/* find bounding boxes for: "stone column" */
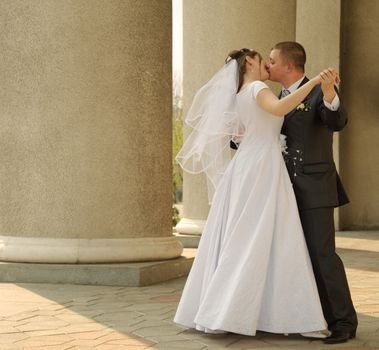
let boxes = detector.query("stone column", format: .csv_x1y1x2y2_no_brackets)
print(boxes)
0,0,182,263
295,0,342,229
339,1,379,229
176,0,296,237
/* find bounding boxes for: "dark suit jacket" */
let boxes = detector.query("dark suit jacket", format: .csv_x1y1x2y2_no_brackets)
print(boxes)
280,77,349,210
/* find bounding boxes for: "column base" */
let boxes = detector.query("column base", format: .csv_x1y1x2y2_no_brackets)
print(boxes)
174,232,201,248
175,218,205,235
0,235,183,263
0,249,196,286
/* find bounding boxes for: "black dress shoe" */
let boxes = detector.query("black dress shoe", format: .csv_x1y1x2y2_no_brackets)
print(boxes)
323,330,356,344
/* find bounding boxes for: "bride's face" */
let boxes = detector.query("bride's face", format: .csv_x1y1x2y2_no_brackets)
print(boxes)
259,58,270,81
252,55,269,81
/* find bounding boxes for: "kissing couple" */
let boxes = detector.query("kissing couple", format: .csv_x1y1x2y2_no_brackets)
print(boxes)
174,41,358,345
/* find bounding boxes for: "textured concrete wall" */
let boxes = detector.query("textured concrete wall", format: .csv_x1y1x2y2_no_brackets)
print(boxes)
340,0,379,229
182,0,296,220
296,0,342,228
0,0,173,239
296,0,341,77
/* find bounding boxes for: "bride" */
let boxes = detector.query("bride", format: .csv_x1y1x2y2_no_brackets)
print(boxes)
174,48,338,336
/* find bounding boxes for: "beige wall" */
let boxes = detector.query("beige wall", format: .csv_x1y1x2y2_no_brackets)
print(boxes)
182,0,379,230
296,0,341,77
340,0,379,229
296,0,342,229
182,0,296,220
183,0,296,102
0,0,173,239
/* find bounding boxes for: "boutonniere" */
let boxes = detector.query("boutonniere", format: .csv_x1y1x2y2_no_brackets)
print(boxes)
296,101,311,112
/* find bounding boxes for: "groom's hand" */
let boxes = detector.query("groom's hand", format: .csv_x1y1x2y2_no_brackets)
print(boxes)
320,68,338,104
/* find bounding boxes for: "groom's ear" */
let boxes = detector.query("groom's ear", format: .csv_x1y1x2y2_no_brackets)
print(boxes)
286,62,294,72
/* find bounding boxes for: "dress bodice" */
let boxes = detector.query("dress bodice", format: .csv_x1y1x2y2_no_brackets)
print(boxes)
236,81,283,149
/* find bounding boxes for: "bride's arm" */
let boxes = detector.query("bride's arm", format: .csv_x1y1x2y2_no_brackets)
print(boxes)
256,77,321,117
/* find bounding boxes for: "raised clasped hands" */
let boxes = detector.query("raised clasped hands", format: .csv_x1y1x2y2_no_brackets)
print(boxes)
320,67,340,86
314,68,340,85
314,67,340,103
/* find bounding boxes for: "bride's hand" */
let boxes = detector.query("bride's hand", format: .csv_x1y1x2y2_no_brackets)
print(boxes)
312,68,340,88
320,68,340,103
312,74,323,85
320,68,340,85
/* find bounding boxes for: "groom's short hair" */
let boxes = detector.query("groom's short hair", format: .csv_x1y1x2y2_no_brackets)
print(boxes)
273,41,306,72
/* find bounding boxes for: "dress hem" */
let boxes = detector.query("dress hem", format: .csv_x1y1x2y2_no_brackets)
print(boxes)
174,319,327,337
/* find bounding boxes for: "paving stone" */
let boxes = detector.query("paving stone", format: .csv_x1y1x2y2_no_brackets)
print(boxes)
42,305,72,312
23,315,65,323
63,322,108,333
161,312,178,321
28,345,74,350
142,313,178,321
125,303,174,312
148,334,195,343
228,338,286,349
0,326,19,333
95,332,127,343
69,330,112,340
23,329,70,337
152,340,207,349
96,346,148,350
0,231,377,349
93,321,145,332
13,334,73,346
130,320,174,329
6,312,40,322
55,313,97,324
0,333,29,344
133,325,186,337
192,335,240,348
105,339,156,346
99,324,145,334
142,307,176,316
17,320,68,332
63,308,104,317
93,310,144,321
102,336,153,346
0,320,19,326
69,338,107,347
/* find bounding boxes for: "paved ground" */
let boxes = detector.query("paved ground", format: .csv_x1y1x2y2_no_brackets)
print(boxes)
0,231,378,350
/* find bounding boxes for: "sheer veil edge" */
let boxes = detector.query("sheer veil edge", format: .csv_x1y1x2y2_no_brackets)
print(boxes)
176,60,244,204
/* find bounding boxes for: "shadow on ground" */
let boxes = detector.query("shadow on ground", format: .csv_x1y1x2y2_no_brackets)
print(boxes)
0,231,377,349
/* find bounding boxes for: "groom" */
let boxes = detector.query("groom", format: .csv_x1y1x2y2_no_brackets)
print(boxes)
268,41,357,344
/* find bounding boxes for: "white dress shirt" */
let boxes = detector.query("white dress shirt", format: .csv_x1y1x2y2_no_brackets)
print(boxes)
283,76,340,111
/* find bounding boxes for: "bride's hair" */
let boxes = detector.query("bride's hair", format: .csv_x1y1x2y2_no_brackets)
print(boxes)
226,48,262,91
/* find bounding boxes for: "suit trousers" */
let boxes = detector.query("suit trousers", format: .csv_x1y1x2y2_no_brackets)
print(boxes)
299,207,358,332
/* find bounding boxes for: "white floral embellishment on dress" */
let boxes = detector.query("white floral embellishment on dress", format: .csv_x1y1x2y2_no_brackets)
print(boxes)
279,134,288,154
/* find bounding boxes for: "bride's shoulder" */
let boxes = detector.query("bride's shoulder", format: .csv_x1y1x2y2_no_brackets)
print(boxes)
251,80,269,88
251,81,270,99
238,80,268,95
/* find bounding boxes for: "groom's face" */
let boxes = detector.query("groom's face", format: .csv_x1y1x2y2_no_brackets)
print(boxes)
268,49,286,83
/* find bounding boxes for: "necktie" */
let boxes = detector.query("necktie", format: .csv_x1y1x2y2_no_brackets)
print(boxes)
281,89,290,98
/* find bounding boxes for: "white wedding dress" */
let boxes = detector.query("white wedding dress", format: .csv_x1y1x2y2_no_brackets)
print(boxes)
174,81,326,336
